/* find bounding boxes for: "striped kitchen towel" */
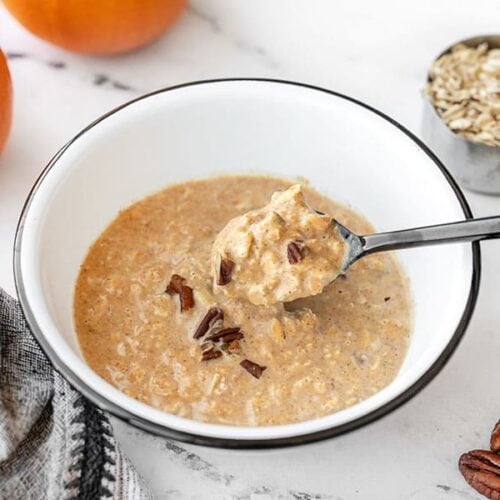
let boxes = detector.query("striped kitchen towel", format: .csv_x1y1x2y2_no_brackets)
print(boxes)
0,288,152,500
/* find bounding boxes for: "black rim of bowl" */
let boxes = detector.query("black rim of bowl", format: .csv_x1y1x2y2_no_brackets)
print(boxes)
13,78,481,449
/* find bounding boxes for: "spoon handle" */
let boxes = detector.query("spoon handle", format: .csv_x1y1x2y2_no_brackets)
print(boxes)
362,216,500,254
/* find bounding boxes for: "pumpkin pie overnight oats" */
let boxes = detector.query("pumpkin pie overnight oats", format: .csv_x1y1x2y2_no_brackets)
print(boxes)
74,176,412,426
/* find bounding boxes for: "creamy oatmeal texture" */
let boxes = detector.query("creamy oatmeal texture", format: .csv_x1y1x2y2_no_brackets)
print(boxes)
74,176,412,426
212,184,347,306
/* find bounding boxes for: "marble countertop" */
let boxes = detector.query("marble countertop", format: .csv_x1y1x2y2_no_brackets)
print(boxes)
1,1,499,498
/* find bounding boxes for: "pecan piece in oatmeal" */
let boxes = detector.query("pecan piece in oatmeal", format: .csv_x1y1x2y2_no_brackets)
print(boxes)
179,285,194,311
217,258,235,286
206,326,241,342
287,240,304,264
166,274,186,295
240,359,267,379
193,307,224,339
201,348,223,361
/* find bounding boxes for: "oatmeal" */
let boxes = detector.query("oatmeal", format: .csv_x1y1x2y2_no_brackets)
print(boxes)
74,176,412,426
212,184,347,306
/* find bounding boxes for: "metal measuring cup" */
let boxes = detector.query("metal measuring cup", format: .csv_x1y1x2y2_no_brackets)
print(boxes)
422,35,500,195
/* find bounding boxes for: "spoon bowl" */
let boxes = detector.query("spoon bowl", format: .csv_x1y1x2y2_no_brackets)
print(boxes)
334,219,365,274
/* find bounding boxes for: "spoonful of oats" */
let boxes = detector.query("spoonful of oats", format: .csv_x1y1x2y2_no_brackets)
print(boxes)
212,184,500,306
211,184,347,306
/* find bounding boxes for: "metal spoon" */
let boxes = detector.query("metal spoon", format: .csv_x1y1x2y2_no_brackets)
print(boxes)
336,215,500,274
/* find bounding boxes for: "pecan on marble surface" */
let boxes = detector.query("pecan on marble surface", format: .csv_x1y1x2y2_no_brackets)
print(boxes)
459,449,500,499
491,420,500,453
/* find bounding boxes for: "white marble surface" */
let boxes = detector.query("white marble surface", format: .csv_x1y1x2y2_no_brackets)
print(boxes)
1,1,499,498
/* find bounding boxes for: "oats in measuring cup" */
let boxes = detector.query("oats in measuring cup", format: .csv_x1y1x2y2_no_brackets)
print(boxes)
425,43,500,146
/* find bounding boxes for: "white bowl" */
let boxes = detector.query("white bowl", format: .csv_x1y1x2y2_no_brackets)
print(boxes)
14,79,480,448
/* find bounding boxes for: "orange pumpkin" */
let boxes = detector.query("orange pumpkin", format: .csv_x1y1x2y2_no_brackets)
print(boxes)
2,0,186,55
0,49,12,154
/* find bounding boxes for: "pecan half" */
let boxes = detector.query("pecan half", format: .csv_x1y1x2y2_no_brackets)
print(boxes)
217,258,235,286
491,420,500,453
459,449,500,499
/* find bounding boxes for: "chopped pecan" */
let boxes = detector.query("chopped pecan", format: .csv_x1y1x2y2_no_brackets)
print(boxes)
200,341,214,352
217,258,235,286
459,449,500,499
240,359,267,379
287,241,304,264
206,326,241,342
228,339,240,352
221,331,244,344
179,285,194,311
166,274,186,295
201,348,222,361
193,307,224,339
491,420,500,453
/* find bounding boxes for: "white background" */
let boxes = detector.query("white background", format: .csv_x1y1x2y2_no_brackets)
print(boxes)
1,1,499,498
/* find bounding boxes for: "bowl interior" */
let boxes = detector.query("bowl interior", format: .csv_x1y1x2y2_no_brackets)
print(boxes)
17,80,475,443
